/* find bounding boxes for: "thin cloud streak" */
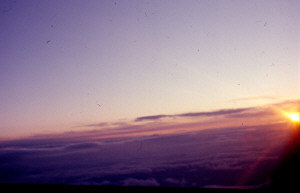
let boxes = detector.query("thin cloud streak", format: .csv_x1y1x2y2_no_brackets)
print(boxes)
84,122,109,127
135,107,251,122
178,108,250,117
135,114,170,122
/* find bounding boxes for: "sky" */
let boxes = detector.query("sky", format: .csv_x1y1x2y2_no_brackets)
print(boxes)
0,0,299,138
0,1,300,188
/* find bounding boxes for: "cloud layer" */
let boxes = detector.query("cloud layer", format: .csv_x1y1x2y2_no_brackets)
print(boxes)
0,100,298,187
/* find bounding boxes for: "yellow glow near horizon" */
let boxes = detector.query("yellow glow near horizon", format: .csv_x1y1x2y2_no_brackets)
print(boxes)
279,109,300,123
288,113,300,122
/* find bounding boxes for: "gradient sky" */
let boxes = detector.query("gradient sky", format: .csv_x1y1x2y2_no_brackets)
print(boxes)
0,0,299,138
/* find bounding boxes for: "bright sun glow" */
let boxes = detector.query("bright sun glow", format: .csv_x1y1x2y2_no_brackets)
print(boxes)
288,113,300,122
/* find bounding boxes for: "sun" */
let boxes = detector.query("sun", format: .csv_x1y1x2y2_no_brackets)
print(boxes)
288,113,300,122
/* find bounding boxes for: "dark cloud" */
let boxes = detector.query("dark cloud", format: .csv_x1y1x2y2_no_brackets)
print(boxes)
122,178,160,186
135,114,169,122
84,122,109,127
165,178,188,186
0,137,68,151
203,179,272,189
64,142,101,151
178,108,249,117
135,107,250,122
0,123,289,186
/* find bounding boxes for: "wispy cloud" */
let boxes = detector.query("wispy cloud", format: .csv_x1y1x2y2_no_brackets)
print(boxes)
177,108,249,118
84,122,109,127
135,107,250,122
135,114,170,122
122,178,160,186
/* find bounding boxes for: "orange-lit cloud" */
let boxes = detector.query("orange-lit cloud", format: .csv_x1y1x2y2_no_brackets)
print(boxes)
19,99,296,144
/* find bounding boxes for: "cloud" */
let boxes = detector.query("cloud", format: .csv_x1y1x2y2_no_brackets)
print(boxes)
177,108,249,118
84,122,109,127
0,122,289,186
165,178,188,186
225,109,271,119
135,115,169,122
64,142,101,151
203,180,271,189
135,107,251,122
122,178,160,186
0,99,297,186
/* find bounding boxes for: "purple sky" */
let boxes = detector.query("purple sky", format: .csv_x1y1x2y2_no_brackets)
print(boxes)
0,0,299,138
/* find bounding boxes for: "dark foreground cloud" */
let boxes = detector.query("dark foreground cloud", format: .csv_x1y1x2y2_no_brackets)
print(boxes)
135,107,251,122
135,114,170,122
0,122,292,187
122,178,160,186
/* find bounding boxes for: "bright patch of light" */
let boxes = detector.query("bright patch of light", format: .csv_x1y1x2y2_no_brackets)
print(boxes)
288,113,300,122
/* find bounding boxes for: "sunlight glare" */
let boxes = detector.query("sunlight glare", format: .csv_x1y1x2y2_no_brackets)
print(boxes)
288,113,300,122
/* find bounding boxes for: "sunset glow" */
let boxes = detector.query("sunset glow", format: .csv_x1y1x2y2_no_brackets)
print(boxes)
281,110,300,123
288,113,300,122
0,0,299,189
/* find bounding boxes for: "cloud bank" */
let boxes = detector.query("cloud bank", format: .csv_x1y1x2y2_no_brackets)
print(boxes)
0,100,298,187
